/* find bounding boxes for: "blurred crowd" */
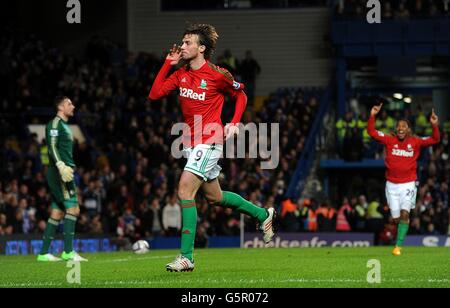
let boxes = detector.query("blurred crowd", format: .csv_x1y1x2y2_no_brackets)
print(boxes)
0,30,318,245
161,0,329,11
334,0,450,19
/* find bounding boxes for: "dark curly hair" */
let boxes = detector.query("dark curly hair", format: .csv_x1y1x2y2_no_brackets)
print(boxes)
183,23,219,60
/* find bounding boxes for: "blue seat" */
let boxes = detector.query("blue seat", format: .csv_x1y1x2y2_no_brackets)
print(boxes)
436,20,450,41
347,22,372,43
375,21,404,43
406,20,436,42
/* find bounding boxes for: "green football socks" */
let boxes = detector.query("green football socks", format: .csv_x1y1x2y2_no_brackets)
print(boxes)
40,218,60,255
220,191,268,223
63,213,78,253
396,221,409,247
180,200,197,262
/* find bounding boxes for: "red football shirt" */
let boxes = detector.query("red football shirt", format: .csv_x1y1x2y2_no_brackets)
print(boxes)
149,59,247,147
367,116,440,183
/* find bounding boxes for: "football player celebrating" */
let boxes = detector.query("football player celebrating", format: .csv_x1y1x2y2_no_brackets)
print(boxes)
367,103,440,256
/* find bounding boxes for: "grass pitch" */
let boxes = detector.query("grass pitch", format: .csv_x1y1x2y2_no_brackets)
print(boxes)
0,247,449,288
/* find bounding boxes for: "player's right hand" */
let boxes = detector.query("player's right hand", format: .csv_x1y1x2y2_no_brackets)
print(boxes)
166,44,182,66
370,103,383,117
56,161,74,182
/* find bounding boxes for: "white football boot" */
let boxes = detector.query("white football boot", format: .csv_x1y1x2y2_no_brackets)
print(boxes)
166,255,195,272
261,207,277,245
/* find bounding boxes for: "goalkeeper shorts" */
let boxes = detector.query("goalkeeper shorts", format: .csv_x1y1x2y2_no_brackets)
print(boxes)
47,165,78,208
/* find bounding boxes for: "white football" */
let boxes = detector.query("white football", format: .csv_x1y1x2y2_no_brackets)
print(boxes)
132,240,150,254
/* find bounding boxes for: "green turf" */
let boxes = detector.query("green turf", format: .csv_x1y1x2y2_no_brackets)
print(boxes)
0,247,449,288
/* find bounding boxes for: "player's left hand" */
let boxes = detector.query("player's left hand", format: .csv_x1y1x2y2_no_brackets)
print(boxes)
224,124,239,140
430,108,439,126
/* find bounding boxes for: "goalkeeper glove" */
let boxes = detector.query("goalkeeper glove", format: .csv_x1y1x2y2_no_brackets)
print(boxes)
56,161,74,182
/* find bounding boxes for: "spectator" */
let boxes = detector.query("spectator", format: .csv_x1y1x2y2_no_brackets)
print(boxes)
395,2,410,19
336,111,356,157
149,198,163,236
379,218,397,245
316,201,337,232
366,199,385,244
239,50,261,106
409,217,423,235
195,225,209,248
300,198,318,232
336,197,354,232
382,1,394,19
162,194,181,236
220,49,238,76
425,223,439,235
82,181,101,218
354,195,368,231
343,126,364,161
280,198,300,232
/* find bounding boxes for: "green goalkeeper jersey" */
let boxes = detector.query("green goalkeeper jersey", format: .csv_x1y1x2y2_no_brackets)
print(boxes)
45,116,75,167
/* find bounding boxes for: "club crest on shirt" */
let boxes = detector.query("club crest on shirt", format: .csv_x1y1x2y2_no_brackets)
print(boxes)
198,79,208,90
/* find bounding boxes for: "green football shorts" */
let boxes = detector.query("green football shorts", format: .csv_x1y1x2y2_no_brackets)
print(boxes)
47,165,78,210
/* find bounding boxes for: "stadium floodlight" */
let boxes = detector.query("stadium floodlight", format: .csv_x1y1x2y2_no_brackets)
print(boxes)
404,97,412,104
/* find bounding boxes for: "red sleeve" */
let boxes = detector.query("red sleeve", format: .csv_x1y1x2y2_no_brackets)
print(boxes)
367,116,389,145
218,69,247,125
418,124,440,147
148,60,180,100
229,90,247,125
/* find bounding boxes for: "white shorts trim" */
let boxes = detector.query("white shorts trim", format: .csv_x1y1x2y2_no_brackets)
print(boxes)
385,181,417,219
183,144,223,181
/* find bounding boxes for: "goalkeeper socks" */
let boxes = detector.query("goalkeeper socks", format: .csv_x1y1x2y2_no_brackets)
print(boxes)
396,221,409,247
40,218,60,255
221,191,268,223
63,213,78,253
180,200,197,262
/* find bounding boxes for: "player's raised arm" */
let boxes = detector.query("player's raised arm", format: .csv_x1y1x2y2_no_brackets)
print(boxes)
148,44,182,100
367,103,388,143
419,108,441,147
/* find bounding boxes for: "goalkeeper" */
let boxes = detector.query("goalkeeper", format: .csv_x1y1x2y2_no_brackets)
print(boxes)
37,96,87,262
